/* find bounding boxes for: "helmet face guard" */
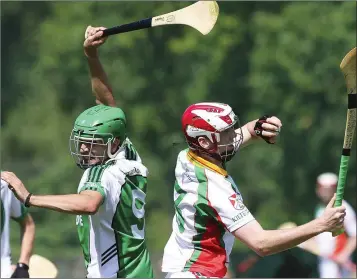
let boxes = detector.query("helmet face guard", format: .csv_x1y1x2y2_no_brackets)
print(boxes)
186,114,244,163
217,117,243,162
69,129,114,169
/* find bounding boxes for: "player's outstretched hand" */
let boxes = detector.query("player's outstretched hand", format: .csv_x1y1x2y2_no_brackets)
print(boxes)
84,25,108,58
318,194,346,233
254,115,282,144
1,171,30,203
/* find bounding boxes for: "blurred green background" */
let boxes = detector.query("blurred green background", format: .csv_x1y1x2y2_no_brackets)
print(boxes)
1,1,356,277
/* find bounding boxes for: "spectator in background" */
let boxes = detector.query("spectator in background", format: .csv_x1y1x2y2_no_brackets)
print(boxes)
314,172,356,278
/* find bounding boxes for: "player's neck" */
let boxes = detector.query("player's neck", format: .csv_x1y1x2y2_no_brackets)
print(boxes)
195,151,224,169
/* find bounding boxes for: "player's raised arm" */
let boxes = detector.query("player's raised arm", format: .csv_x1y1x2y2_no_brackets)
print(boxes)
83,26,116,107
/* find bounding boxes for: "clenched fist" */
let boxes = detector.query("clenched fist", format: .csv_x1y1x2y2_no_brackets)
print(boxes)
254,115,282,144
319,194,346,233
83,25,108,58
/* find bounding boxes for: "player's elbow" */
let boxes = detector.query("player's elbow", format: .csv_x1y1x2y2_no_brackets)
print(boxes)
238,237,270,257
233,221,272,257
254,246,271,257
79,191,103,215
85,203,99,215
252,237,274,257
81,199,100,215
86,208,98,215
252,244,269,257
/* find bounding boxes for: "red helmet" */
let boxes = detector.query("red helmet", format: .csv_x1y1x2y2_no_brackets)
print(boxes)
181,102,243,161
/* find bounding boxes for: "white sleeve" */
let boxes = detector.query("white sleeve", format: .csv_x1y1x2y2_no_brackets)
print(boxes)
10,194,28,220
206,171,255,232
1,179,8,188
343,201,356,237
1,179,28,220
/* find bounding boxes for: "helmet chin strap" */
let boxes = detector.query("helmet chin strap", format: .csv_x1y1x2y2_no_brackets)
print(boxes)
194,146,236,165
107,139,121,159
193,140,236,165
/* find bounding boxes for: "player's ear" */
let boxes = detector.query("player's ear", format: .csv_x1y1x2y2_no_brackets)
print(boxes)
198,136,212,150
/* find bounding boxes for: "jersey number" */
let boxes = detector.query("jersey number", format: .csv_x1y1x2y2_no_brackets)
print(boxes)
130,189,146,239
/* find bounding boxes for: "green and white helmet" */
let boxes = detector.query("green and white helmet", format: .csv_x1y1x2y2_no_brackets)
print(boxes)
69,105,127,169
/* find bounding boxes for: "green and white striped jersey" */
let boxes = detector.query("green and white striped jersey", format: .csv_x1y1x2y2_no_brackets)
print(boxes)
162,149,255,278
76,139,153,278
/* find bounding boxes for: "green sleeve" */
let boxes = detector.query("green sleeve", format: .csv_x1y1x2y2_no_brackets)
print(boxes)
79,182,106,203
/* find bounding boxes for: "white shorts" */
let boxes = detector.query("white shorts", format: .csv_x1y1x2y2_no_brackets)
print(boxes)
165,271,219,278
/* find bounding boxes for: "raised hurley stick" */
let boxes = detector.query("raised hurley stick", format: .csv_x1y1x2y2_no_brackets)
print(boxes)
333,47,356,237
101,1,219,37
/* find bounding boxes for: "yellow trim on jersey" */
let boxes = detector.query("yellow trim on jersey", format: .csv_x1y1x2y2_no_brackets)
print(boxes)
187,150,228,177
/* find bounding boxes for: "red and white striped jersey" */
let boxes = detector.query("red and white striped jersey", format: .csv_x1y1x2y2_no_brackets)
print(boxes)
162,149,255,277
